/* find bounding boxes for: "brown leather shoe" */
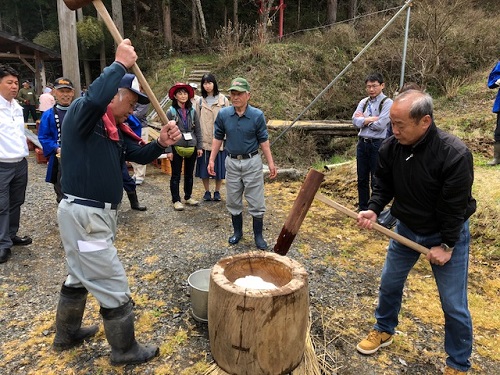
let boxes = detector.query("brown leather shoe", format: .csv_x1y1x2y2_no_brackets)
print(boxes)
11,235,32,246
0,248,12,263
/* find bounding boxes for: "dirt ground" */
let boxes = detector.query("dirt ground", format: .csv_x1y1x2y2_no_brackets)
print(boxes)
0,153,498,375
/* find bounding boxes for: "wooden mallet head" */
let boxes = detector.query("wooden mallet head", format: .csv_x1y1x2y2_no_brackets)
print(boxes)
63,0,94,11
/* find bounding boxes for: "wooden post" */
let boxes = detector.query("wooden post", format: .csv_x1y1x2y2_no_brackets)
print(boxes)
57,0,81,97
274,169,324,256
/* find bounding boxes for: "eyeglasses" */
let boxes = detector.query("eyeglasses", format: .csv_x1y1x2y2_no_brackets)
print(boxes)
366,84,381,89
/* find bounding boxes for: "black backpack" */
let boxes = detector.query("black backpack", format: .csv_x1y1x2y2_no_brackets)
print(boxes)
362,96,389,114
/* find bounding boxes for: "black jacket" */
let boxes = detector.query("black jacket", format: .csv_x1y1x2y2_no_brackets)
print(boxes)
368,122,476,247
61,62,166,204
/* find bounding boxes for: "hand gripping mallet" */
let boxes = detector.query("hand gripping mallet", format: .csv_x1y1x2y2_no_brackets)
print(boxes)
63,0,169,125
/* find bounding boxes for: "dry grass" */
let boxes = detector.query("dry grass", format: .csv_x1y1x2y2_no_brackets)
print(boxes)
308,162,499,372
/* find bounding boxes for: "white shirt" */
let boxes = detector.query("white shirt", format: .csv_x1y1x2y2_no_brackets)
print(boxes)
0,94,29,162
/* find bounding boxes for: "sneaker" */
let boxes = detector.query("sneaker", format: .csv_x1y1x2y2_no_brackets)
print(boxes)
444,366,467,375
173,201,184,211
135,178,144,185
213,191,221,201
356,330,393,355
203,191,212,201
185,198,199,206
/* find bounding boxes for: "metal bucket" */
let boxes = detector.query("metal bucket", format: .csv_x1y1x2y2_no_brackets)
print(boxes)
188,268,211,322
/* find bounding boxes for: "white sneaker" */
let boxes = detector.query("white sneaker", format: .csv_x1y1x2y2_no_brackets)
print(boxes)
135,178,144,185
185,198,199,206
173,201,184,211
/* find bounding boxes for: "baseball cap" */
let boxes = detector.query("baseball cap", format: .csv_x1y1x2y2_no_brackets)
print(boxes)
119,73,150,104
228,77,250,92
54,77,74,90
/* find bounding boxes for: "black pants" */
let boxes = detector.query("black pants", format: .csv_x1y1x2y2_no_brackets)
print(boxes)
22,105,38,122
494,113,500,142
170,148,197,203
122,162,136,193
0,158,28,250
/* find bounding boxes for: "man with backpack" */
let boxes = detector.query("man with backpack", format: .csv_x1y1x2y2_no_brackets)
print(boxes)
352,72,393,211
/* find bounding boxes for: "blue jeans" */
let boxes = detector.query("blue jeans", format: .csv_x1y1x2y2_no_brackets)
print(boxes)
356,138,382,210
374,220,472,371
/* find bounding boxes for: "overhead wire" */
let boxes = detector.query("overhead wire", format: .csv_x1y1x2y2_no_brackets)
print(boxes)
270,1,413,147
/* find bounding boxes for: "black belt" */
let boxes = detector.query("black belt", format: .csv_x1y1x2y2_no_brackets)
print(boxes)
359,137,382,143
63,196,118,210
228,150,258,160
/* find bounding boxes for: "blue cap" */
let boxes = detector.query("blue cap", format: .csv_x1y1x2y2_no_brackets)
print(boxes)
119,74,150,104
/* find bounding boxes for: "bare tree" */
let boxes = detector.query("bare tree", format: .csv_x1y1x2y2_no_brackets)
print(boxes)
194,0,207,42
348,0,358,21
326,0,338,25
111,0,124,37
257,0,273,43
233,0,238,28
162,0,173,49
296,0,301,29
191,0,197,40
413,0,470,85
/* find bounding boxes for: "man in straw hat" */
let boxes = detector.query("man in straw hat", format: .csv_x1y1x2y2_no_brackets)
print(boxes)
52,39,181,366
208,77,277,250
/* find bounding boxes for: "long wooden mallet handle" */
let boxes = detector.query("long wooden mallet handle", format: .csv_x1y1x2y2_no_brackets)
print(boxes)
92,1,168,125
315,193,429,255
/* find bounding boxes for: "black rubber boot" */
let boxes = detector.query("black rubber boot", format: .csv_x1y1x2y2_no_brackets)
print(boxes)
52,284,99,352
252,216,268,250
487,142,500,166
101,300,159,366
127,191,147,211
228,213,243,245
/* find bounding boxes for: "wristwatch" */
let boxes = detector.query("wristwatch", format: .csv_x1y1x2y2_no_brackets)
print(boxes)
440,243,454,253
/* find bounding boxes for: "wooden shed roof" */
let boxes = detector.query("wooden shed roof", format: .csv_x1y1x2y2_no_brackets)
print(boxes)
0,30,61,61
